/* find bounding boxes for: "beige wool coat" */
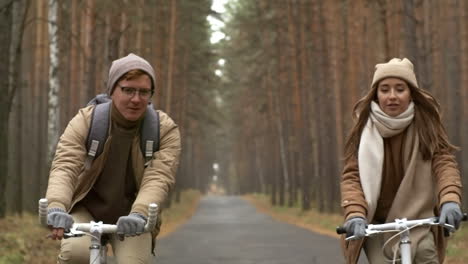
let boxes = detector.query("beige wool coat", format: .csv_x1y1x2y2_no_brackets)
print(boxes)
340,146,462,264
45,105,181,238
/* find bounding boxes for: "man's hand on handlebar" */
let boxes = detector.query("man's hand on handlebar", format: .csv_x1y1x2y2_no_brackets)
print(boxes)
116,212,147,241
47,208,74,240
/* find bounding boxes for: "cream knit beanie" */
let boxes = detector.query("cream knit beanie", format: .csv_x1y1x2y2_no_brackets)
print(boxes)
107,53,156,95
371,58,419,89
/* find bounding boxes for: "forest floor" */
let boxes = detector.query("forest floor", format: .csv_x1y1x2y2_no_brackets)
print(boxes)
0,190,201,264
245,193,468,264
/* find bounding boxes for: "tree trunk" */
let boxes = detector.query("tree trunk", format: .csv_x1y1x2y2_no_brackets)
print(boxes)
165,0,177,114
460,0,468,207
1,0,29,217
0,0,13,219
84,0,96,99
47,0,60,164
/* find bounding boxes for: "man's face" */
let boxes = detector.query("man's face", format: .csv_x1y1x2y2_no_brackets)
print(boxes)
111,74,152,121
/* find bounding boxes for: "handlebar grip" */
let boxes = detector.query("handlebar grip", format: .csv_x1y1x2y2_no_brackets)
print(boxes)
144,203,158,232
38,198,48,226
442,213,467,237
336,226,346,235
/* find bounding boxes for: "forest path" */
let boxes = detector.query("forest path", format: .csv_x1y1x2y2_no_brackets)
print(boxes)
155,195,365,264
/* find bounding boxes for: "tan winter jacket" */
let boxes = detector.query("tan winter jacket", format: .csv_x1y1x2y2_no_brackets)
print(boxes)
45,105,181,232
340,145,462,264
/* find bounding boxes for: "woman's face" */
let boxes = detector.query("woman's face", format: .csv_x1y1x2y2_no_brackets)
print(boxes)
376,78,412,117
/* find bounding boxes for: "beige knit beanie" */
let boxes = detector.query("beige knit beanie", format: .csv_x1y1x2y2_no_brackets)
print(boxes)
107,53,156,95
371,58,419,89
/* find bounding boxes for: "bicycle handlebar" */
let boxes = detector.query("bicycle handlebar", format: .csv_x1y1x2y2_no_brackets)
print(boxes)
336,213,468,236
38,198,159,233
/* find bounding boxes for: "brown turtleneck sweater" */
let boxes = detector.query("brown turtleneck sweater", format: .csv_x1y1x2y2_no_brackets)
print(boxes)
373,131,407,223
79,103,142,224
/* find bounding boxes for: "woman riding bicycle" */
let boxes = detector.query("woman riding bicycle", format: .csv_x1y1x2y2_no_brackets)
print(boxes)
340,58,463,264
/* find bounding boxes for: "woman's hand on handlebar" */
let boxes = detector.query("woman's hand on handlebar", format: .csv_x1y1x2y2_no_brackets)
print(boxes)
343,216,367,240
439,202,463,231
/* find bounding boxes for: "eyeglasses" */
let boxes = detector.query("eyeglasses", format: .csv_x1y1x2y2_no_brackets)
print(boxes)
118,85,153,99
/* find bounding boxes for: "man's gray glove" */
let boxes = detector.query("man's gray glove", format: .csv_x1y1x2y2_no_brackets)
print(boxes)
116,213,147,240
439,202,463,230
47,208,74,231
343,217,367,240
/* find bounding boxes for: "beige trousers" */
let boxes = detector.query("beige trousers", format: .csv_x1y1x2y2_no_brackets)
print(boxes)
57,205,152,264
364,231,438,264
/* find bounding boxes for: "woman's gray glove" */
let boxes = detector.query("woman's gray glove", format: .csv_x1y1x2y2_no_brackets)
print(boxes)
439,202,463,230
116,213,147,240
343,217,367,240
47,208,74,231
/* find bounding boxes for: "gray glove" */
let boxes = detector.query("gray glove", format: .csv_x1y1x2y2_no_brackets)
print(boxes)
116,212,147,239
47,208,74,231
343,217,367,240
439,202,463,230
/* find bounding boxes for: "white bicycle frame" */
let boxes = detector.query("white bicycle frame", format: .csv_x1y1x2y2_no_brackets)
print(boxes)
39,198,158,264
337,215,467,264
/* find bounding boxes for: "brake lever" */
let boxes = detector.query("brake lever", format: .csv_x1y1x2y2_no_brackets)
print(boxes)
63,228,86,239
440,223,456,237
344,229,381,241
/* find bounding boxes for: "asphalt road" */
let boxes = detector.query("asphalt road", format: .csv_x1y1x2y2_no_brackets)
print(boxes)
155,195,367,264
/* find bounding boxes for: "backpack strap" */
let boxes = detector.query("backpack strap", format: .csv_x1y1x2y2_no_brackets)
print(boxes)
84,101,111,170
87,93,110,106
141,105,160,165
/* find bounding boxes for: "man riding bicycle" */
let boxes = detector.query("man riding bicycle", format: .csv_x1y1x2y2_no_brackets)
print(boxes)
45,53,181,263
339,58,463,263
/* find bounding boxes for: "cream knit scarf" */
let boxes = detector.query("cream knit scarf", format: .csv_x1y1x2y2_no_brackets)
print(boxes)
359,101,435,258
359,101,415,220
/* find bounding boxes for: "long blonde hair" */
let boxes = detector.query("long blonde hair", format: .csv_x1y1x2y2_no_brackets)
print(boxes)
344,82,457,161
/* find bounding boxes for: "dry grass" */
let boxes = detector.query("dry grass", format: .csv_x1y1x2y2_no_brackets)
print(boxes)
158,189,201,238
445,226,468,264
245,193,468,264
0,213,59,264
0,190,201,264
